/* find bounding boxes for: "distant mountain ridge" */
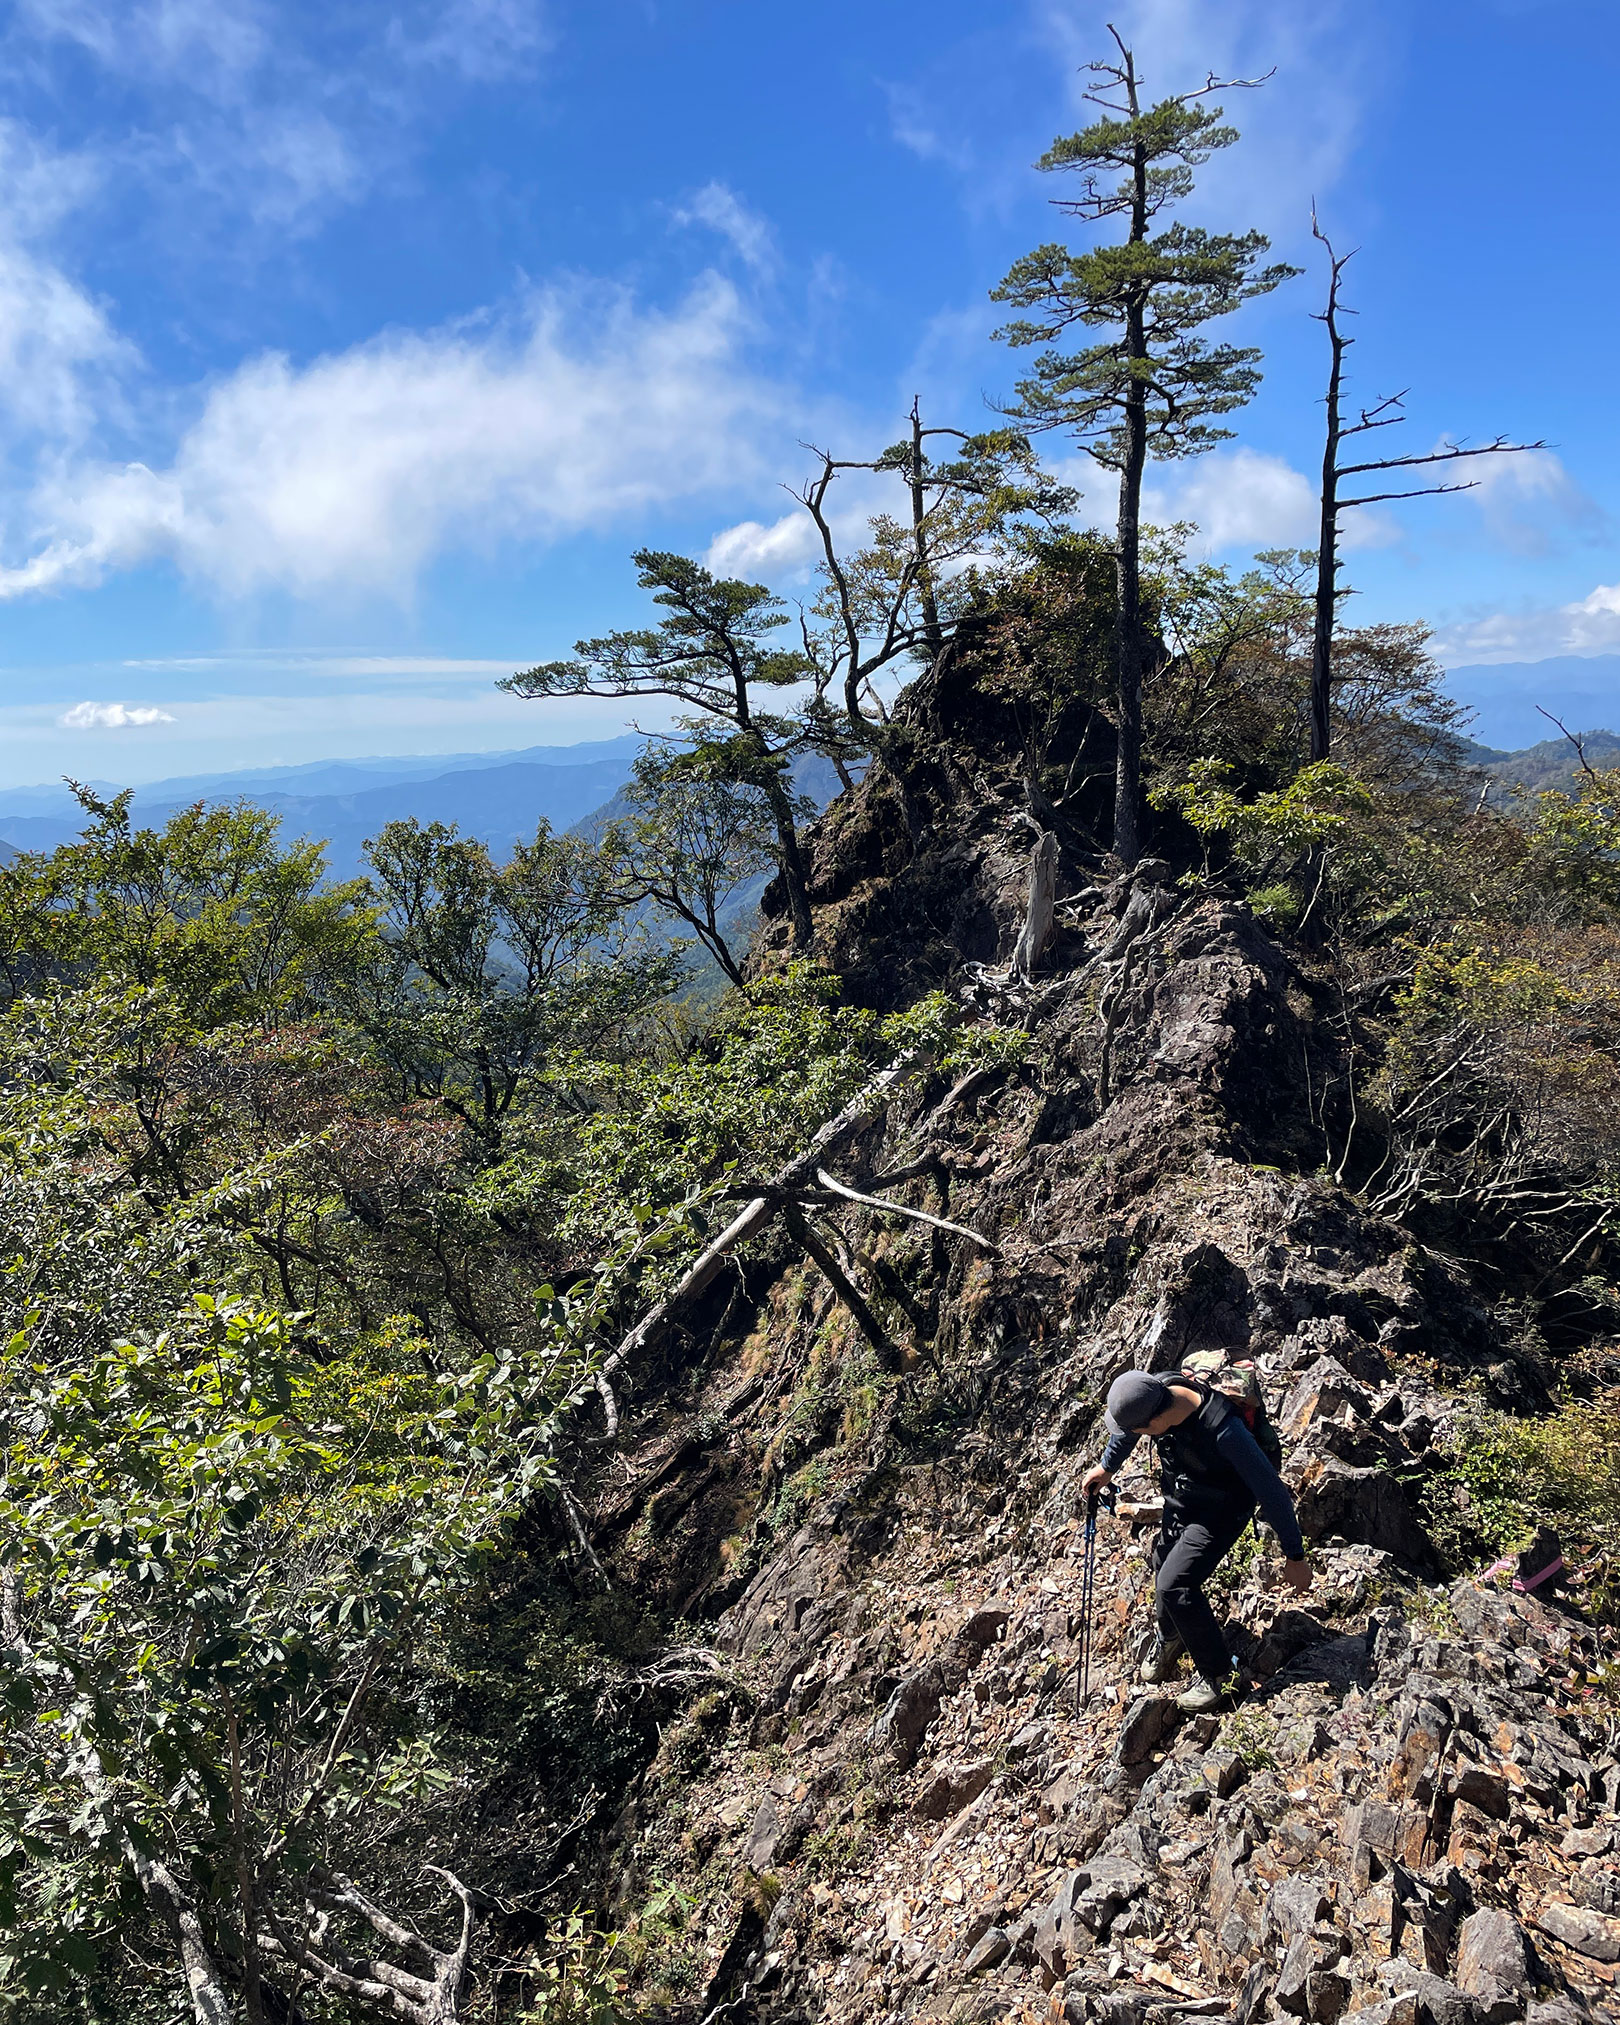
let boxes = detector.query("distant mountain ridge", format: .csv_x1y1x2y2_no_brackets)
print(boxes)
1463,727,1620,796
1445,654,1620,748
0,735,647,879
0,721,1611,882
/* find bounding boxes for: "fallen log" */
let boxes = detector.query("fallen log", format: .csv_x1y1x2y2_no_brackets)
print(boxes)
600,1045,935,1386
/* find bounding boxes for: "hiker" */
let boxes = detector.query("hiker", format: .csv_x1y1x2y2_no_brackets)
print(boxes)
1080,1368,1311,1713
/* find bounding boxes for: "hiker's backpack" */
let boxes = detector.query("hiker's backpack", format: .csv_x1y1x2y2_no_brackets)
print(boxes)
1179,1350,1283,1469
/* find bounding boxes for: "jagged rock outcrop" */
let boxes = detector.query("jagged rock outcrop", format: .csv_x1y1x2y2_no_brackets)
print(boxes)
584,678,1618,2025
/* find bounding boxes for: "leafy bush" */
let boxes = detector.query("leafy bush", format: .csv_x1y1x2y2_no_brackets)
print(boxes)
519,1910,626,2023
1426,1402,1620,1612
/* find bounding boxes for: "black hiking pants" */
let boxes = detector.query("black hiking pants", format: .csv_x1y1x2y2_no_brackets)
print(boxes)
1152,1496,1255,1684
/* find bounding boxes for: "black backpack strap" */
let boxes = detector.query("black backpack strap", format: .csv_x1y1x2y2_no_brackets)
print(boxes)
1174,1373,1233,1432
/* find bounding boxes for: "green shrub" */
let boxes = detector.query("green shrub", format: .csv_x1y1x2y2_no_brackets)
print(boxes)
518,1911,626,2023
1425,1402,1620,1612
1220,1707,1278,1770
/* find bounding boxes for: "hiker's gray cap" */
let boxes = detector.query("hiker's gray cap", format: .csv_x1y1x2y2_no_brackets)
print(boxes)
1105,1371,1172,1437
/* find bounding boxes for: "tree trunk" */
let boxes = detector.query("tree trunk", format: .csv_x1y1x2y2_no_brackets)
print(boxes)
1113,394,1148,866
763,774,815,949
1012,830,1059,979
1311,268,1347,763
1112,139,1151,868
910,397,944,660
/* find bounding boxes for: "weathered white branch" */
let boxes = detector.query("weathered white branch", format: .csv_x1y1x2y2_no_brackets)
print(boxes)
809,1168,998,1252
601,1045,937,1379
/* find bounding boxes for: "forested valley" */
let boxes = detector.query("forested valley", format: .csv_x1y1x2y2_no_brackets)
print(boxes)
0,30,1616,2025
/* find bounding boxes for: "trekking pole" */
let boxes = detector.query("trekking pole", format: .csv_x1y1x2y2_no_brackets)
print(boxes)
1074,1486,1113,1715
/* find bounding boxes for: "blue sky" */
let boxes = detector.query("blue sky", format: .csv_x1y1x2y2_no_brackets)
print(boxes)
0,0,1616,784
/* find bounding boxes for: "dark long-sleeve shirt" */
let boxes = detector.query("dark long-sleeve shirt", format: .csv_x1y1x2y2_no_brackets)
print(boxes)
1101,1418,1305,1561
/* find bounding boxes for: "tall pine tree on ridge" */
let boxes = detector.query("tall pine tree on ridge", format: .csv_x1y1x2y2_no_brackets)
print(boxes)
992,26,1297,864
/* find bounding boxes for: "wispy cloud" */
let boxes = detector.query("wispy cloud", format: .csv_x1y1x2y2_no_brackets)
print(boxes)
0,122,131,452
388,0,550,84
672,183,777,275
882,82,975,172
16,0,268,89
11,0,536,245
0,274,790,602
1432,582,1620,667
1439,446,1606,558
121,653,521,682
60,699,174,727
186,108,365,231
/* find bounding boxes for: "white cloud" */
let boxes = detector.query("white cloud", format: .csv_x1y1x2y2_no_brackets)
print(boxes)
673,183,777,275
703,449,906,584
1137,443,1596,570
1432,583,1620,667
705,510,822,580
1140,446,1393,556
0,274,789,602
389,0,549,82
0,123,130,450
60,700,175,728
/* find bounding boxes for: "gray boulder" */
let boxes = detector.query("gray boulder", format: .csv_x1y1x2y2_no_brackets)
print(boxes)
1455,1909,1533,2023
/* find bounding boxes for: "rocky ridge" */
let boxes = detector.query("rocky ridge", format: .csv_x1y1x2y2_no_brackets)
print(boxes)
583,665,1620,2025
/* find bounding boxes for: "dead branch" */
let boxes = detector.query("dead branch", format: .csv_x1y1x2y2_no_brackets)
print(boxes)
131,1847,234,2025
905,1063,1004,1145
261,1868,478,2025
1535,705,1601,782
601,1044,938,1380
305,1876,433,1964
558,1484,612,1591
784,1202,905,1373
808,1167,998,1252
591,1369,619,1440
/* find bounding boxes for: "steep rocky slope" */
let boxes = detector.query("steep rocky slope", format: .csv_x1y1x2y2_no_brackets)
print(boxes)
578,654,1620,2025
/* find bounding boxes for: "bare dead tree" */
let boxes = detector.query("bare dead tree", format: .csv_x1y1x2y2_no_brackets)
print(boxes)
1309,212,1546,760
792,401,1073,732
1536,703,1602,783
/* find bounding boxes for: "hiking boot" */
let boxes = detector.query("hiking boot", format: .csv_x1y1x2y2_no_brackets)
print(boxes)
1139,1635,1185,1684
1175,1660,1245,1714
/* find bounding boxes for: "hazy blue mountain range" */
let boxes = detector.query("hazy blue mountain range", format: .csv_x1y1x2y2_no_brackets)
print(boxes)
1446,656,1620,748
0,704,1611,884
0,736,852,887
0,735,646,877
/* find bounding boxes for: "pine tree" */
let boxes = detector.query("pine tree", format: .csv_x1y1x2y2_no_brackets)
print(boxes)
501,549,818,947
992,29,1296,864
